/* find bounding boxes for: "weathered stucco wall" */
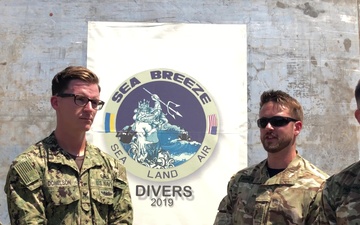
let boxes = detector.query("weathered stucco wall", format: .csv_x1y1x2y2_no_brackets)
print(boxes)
0,0,359,224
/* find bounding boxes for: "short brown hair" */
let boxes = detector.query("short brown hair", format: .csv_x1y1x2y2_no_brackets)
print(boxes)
260,90,304,122
52,66,100,95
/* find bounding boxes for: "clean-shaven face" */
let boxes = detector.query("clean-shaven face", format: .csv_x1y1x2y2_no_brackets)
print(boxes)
55,80,100,132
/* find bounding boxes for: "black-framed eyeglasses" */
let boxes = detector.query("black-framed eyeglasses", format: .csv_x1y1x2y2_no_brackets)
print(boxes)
57,93,105,110
257,116,298,129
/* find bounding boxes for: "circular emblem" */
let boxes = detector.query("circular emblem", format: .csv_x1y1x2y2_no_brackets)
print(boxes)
103,69,219,182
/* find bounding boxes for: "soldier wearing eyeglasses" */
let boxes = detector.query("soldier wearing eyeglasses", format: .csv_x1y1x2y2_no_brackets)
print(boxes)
4,66,133,224
316,80,360,225
213,89,328,225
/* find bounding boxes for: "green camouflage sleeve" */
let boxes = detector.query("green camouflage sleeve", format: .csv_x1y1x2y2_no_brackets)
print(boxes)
316,161,360,225
316,182,336,225
213,174,237,225
213,196,232,225
4,158,46,225
306,183,325,225
109,161,133,225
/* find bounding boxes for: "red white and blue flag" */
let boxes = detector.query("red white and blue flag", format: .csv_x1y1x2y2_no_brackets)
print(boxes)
208,114,217,135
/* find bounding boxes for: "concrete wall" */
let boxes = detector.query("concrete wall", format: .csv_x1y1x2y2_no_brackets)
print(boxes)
0,0,359,224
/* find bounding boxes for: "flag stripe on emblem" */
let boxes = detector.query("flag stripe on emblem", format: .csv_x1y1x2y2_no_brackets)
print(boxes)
105,113,116,133
208,114,217,135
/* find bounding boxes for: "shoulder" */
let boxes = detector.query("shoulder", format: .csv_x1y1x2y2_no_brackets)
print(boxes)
229,160,265,184
6,141,48,190
11,133,58,165
87,144,128,181
87,144,120,164
322,161,360,211
233,162,262,177
326,160,360,188
295,155,329,180
10,140,48,168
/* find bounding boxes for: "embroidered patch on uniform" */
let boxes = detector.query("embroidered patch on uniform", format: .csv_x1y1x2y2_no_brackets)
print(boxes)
14,161,40,185
100,190,113,196
239,176,254,183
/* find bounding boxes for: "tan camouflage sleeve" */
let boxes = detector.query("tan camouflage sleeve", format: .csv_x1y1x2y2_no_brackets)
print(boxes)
4,160,46,225
109,163,133,225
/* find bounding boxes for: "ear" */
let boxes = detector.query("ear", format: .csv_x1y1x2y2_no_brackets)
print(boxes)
294,121,302,136
355,109,360,124
50,96,58,110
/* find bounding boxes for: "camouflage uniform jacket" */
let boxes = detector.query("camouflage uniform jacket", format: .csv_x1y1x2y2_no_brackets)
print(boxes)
317,160,360,225
213,154,328,225
4,132,133,225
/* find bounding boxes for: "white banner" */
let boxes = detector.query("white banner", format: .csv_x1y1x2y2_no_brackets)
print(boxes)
87,21,247,225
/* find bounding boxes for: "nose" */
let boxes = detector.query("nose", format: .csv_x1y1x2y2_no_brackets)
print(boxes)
83,101,96,111
264,122,274,129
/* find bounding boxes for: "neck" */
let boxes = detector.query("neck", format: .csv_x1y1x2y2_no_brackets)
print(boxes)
267,148,297,169
54,129,87,156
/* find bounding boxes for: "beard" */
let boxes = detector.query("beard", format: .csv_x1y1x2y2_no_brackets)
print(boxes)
261,135,293,153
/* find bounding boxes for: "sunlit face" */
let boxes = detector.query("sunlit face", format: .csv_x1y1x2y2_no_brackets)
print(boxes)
355,109,360,124
51,80,100,133
259,101,301,153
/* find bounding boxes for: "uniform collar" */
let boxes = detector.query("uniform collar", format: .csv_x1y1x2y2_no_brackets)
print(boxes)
42,132,103,171
254,153,304,185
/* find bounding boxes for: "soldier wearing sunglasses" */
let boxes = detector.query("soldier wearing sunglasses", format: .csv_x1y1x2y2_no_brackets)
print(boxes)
214,89,328,225
4,66,133,224
317,80,360,224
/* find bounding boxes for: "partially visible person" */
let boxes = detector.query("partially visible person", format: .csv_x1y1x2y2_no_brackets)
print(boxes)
213,90,328,225
4,66,133,224
317,79,360,225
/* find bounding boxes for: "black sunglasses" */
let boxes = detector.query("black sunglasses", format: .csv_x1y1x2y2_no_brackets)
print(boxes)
257,116,298,129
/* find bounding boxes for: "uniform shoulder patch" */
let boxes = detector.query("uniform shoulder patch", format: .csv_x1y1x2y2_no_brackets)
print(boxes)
238,175,254,183
13,160,40,185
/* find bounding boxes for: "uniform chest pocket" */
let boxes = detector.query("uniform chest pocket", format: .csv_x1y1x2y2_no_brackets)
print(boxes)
236,183,260,211
47,185,80,205
90,178,114,205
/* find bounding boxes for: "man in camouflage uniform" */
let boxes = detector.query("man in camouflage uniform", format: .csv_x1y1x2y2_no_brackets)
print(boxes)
316,79,360,224
213,90,328,225
4,66,133,224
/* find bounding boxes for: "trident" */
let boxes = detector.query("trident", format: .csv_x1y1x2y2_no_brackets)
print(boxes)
143,88,183,119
